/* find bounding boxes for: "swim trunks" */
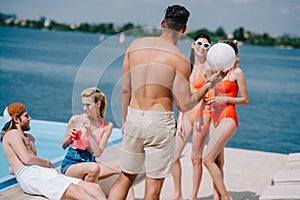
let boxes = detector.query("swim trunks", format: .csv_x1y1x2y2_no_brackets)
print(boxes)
121,107,176,179
16,165,80,199
212,80,238,127
61,147,95,174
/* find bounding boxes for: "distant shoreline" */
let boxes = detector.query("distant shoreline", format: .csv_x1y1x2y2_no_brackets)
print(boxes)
1,14,300,49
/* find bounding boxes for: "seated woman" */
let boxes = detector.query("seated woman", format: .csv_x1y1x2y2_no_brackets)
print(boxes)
61,87,134,199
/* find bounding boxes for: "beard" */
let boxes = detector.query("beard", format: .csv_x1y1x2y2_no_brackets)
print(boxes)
20,121,30,131
23,126,30,131
22,124,30,131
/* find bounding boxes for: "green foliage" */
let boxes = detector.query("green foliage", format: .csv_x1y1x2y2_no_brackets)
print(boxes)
187,26,300,48
233,27,245,41
0,15,299,48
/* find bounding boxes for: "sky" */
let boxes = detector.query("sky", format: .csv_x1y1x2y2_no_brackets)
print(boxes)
1,0,300,36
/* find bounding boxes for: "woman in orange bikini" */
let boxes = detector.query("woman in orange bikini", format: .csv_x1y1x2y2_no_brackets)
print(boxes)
203,40,248,200
61,87,134,199
171,33,215,200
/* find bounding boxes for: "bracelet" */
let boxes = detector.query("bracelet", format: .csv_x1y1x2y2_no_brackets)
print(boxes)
206,80,214,89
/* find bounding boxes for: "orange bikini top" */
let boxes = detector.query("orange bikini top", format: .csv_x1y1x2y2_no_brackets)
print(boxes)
190,64,206,92
194,73,206,90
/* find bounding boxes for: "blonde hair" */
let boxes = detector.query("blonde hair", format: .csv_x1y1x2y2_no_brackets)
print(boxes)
81,87,107,118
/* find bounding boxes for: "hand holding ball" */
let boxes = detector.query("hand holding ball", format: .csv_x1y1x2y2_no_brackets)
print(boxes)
206,43,236,71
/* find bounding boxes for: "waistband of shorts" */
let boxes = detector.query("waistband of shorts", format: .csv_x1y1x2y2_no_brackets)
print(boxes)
16,165,31,178
128,107,175,117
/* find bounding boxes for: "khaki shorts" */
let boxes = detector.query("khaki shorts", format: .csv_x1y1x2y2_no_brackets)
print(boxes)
121,107,176,179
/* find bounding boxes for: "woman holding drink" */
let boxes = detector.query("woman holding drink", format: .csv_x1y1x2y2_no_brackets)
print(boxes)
60,87,134,199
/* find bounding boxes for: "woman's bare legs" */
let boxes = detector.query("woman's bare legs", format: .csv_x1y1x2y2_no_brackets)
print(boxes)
98,160,120,179
170,112,194,200
213,150,224,200
203,118,236,200
65,162,100,183
190,113,210,200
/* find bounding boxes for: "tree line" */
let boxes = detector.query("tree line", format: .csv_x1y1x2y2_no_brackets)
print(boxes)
1,14,299,48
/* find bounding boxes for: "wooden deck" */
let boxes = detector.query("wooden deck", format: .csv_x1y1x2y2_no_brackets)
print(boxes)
135,144,288,200
0,144,289,200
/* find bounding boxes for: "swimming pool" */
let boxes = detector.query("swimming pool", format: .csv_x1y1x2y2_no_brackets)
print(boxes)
0,116,122,190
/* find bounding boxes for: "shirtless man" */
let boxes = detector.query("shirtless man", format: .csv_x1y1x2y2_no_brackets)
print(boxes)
1,102,107,200
108,5,222,200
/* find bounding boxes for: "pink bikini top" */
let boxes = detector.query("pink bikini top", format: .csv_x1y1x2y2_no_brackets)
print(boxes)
71,119,105,150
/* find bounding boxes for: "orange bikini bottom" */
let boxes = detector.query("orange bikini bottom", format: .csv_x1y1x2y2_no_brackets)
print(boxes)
212,104,238,127
185,109,212,125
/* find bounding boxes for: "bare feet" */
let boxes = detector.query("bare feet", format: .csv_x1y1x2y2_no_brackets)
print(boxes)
168,194,183,200
220,194,233,200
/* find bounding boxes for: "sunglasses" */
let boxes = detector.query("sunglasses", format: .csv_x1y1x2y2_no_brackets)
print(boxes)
83,103,92,109
194,41,211,49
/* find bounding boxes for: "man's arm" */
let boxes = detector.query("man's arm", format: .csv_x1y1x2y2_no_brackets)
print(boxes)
7,130,52,168
173,55,218,113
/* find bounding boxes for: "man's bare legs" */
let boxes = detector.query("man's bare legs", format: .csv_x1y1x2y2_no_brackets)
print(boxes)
144,177,165,200
99,160,135,199
62,181,106,200
108,172,137,200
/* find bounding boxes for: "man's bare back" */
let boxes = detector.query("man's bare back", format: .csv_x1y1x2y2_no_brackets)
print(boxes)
123,36,191,112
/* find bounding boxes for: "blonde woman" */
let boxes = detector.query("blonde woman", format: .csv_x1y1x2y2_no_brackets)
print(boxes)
61,87,134,199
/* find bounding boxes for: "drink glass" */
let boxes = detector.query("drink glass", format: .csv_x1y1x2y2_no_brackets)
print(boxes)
207,89,215,98
73,129,81,140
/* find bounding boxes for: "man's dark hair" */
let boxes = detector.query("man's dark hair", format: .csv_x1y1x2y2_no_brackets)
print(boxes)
164,5,190,31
